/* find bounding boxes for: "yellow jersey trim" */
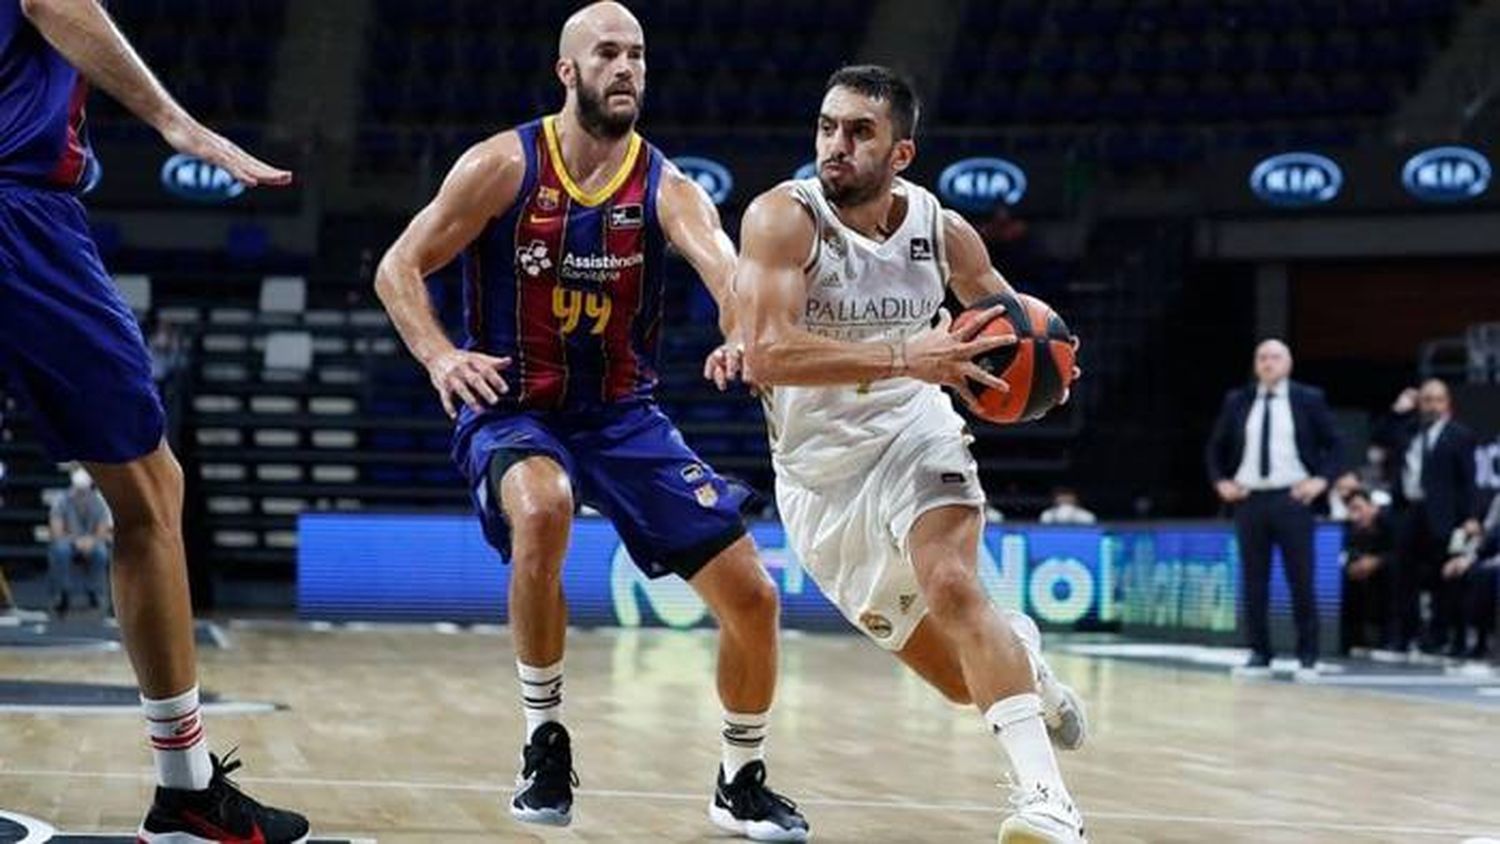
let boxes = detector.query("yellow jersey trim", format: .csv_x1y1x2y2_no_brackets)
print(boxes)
542,114,642,208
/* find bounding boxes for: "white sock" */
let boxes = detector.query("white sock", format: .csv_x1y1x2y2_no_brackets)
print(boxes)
721,710,768,781
984,693,1070,800
1006,609,1042,658
141,685,213,791
1006,611,1065,717
518,659,563,741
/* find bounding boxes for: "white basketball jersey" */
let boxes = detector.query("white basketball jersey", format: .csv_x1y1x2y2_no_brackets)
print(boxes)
761,177,969,489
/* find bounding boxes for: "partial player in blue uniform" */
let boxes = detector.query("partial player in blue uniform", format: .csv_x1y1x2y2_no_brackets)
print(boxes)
0,1,308,841
374,3,808,841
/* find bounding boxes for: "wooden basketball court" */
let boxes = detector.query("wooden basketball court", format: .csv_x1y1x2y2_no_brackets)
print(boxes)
2,624,1499,842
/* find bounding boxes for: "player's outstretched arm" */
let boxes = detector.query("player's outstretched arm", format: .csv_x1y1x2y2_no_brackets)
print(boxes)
657,164,743,389
21,0,291,187
375,134,523,419
736,187,1011,391
659,163,737,334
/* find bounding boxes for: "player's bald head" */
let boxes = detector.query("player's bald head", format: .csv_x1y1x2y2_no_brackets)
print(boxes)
559,2,642,61
556,2,646,139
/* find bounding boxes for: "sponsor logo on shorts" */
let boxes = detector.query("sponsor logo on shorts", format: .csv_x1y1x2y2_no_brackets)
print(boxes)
898,593,918,614
681,463,706,483
860,611,894,639
609,203,644,229
910,237,933,261
941,472,966,484
694,484,719,508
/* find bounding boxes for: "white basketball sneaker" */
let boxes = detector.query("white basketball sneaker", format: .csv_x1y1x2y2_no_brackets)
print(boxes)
999,784,1087,843
1007,611,1088,751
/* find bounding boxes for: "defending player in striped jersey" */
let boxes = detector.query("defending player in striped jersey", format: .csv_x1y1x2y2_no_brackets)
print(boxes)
719,66,1089,843
375,3,806,840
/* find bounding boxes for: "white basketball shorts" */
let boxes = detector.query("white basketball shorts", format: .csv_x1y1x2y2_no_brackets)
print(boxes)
775,420,986,651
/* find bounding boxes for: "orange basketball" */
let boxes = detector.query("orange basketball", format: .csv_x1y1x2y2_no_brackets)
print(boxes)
951,292,1076,425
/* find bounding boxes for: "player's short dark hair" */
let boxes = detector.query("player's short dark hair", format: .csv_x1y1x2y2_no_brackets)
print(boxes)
1343,487,1372,506
825,64,920,141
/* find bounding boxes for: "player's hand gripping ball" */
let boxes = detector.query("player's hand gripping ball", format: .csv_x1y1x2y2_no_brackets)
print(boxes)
951,292,1078,424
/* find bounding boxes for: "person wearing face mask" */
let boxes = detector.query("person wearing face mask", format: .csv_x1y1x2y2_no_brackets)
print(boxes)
1379,380,1482,656
1206,339,1344,681
47,466,112,615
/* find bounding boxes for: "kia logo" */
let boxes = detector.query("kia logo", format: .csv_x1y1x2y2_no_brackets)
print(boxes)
938,157,1027,212
672,156,734,206
1402,146,1491,203
794,161,817,181
1249,152,1342,207
160,154,245,203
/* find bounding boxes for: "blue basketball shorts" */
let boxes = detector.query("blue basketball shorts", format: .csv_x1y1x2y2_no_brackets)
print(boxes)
0,185,165,462
453,401,750,579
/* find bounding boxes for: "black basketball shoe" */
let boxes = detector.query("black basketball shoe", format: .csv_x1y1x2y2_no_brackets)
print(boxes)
137,750,310,843
510,722,577,826
709,760,809,842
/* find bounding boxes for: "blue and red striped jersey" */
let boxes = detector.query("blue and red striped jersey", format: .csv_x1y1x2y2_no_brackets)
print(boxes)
461,115,668,412
0,3,97,191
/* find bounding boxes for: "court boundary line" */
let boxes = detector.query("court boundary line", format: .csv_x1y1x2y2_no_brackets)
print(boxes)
2,768,1496,837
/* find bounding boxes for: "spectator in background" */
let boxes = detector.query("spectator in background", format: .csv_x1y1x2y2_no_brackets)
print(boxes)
1206,339,1343,679
1355,444,1393,495
48,466,113,615
1438,492,1500,659
1379,381,1482,655
1040,487,1097,524
1328,471,1392,521
1340,488,1393,654
147,320,187,385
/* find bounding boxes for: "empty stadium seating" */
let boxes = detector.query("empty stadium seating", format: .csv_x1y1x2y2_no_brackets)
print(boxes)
356,0,866,175
91,0,288,139
938,0,1460,166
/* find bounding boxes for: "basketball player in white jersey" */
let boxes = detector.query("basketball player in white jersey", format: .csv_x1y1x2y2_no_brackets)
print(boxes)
719,66,1088,843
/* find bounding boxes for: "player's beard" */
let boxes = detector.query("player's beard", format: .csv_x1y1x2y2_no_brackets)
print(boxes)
575,68,639,140
820,150,893,208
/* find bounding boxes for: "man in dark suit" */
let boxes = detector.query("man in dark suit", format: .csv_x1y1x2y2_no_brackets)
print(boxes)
1379,380,1482,654
1206,340,1343,679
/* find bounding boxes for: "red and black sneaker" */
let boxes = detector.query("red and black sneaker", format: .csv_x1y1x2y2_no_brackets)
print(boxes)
137,750,310,843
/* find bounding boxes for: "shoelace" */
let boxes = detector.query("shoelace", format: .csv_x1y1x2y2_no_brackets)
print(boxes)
1006,783,1079,827
523,740,580,788
736,765,800,817
207,747,253,816
1007,784,1049,812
